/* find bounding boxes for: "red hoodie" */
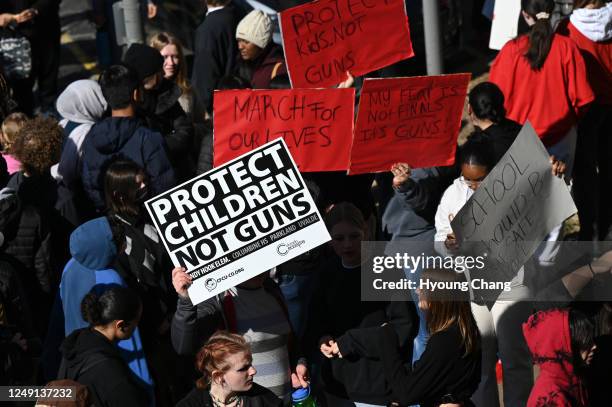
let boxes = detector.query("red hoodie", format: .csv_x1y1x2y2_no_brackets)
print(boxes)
523,309,588,407
490,34,594,147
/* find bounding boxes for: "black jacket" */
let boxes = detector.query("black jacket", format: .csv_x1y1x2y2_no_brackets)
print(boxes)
80,117,175,210
59,328,148,407
340,323,481,407
476,118,522,164
192,6,240,116
304,257,418,404
177,383,283,407
0,0,60,38
139,80,195,182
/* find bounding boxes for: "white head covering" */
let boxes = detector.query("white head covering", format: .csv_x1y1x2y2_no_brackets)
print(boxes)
236,10,273,49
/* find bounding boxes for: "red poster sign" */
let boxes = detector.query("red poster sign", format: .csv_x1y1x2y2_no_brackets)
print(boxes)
280,0,414,89
214,88,355,172
349,74,471,174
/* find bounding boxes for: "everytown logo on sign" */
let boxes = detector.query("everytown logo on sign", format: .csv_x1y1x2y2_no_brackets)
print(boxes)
277,240,306,256
145,139,331,305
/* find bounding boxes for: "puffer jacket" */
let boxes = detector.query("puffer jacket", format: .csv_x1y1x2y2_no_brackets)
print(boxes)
80,117,175,210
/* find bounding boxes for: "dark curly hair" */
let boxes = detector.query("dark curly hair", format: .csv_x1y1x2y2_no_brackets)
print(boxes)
11,116,63,175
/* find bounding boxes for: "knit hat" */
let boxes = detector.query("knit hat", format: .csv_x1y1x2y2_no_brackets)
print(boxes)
122,43,163,82
236,10,273,49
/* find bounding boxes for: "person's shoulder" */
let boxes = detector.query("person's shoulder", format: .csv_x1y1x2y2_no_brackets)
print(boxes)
245,383,284,406
176,387,212,407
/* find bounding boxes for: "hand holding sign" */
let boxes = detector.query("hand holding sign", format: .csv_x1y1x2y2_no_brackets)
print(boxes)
280,0,413,88
146,140,330,305
349,74,470,174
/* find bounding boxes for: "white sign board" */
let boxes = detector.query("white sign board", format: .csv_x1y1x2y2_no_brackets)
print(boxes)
451,122,577,284
489,0,522,50
146,139,331,305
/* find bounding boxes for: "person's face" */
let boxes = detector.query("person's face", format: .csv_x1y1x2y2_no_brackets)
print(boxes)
580,344,597,365
143,71,162,90
461,163,489,191
238,39,262,61
160,44,180,79
216,352,256,392
330,221,364,266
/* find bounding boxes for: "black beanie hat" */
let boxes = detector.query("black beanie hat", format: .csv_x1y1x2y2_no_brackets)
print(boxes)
122,43,163,82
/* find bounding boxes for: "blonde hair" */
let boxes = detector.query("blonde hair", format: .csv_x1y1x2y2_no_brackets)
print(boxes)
420,269,480,356
149,32,191,95
1,112,27,153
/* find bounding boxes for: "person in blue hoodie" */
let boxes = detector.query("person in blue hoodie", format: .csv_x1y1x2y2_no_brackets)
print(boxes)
42,216,154,403
80,64,175,211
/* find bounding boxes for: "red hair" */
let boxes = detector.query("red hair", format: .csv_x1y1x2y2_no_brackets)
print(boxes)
195,331,252,389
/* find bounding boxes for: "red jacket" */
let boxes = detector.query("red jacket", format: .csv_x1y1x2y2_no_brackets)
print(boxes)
557,20,612,106
523,309,588,407
490,34,595,147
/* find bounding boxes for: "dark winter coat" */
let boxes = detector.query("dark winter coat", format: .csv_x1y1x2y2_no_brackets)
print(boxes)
192,6,240,116
177,383,282,407
139,80,195,182
304,257,419,404
80,117,175,210
0,0,61,38
475,118,523,163
2,174,53,296
59,327,148,407
236,44,287,89
340,323,481,407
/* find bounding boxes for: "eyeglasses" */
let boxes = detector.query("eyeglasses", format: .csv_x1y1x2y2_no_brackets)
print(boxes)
459,176,483,188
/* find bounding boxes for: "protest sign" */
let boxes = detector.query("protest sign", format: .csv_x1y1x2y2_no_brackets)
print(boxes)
146,139,331,305
279,0,413,88
348,74,470,175
213,88,355,172
489,0,521,50
451,122,577,291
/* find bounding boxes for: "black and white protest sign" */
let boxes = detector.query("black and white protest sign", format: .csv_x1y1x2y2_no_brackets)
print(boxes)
451,122,577,290
145,139,331,305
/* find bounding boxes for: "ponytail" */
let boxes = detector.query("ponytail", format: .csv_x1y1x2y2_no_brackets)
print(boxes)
81,285,141,327
468,82,506,124
522,0,555,70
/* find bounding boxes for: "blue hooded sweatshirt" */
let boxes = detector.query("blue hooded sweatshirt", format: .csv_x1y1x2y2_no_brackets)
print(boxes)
44,217,153,401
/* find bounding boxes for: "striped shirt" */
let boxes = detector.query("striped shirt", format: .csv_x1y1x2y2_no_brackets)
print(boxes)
230,286,292,399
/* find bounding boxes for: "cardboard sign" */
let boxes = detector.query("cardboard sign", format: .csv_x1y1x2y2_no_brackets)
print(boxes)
451,122,577,287
146,139,331,305
280,0,414,88
213,88,355,172
349,74,470,175
489,0,521,50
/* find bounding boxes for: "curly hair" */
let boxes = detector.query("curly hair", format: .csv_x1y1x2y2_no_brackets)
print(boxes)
11,116,63,175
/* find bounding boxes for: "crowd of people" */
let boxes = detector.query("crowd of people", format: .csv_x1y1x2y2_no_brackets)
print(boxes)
0,0,612,406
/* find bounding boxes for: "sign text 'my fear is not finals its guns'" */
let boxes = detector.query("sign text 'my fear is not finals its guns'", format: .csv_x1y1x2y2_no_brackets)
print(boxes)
349,74,470,174
145,140,330,305
280,0,414,88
